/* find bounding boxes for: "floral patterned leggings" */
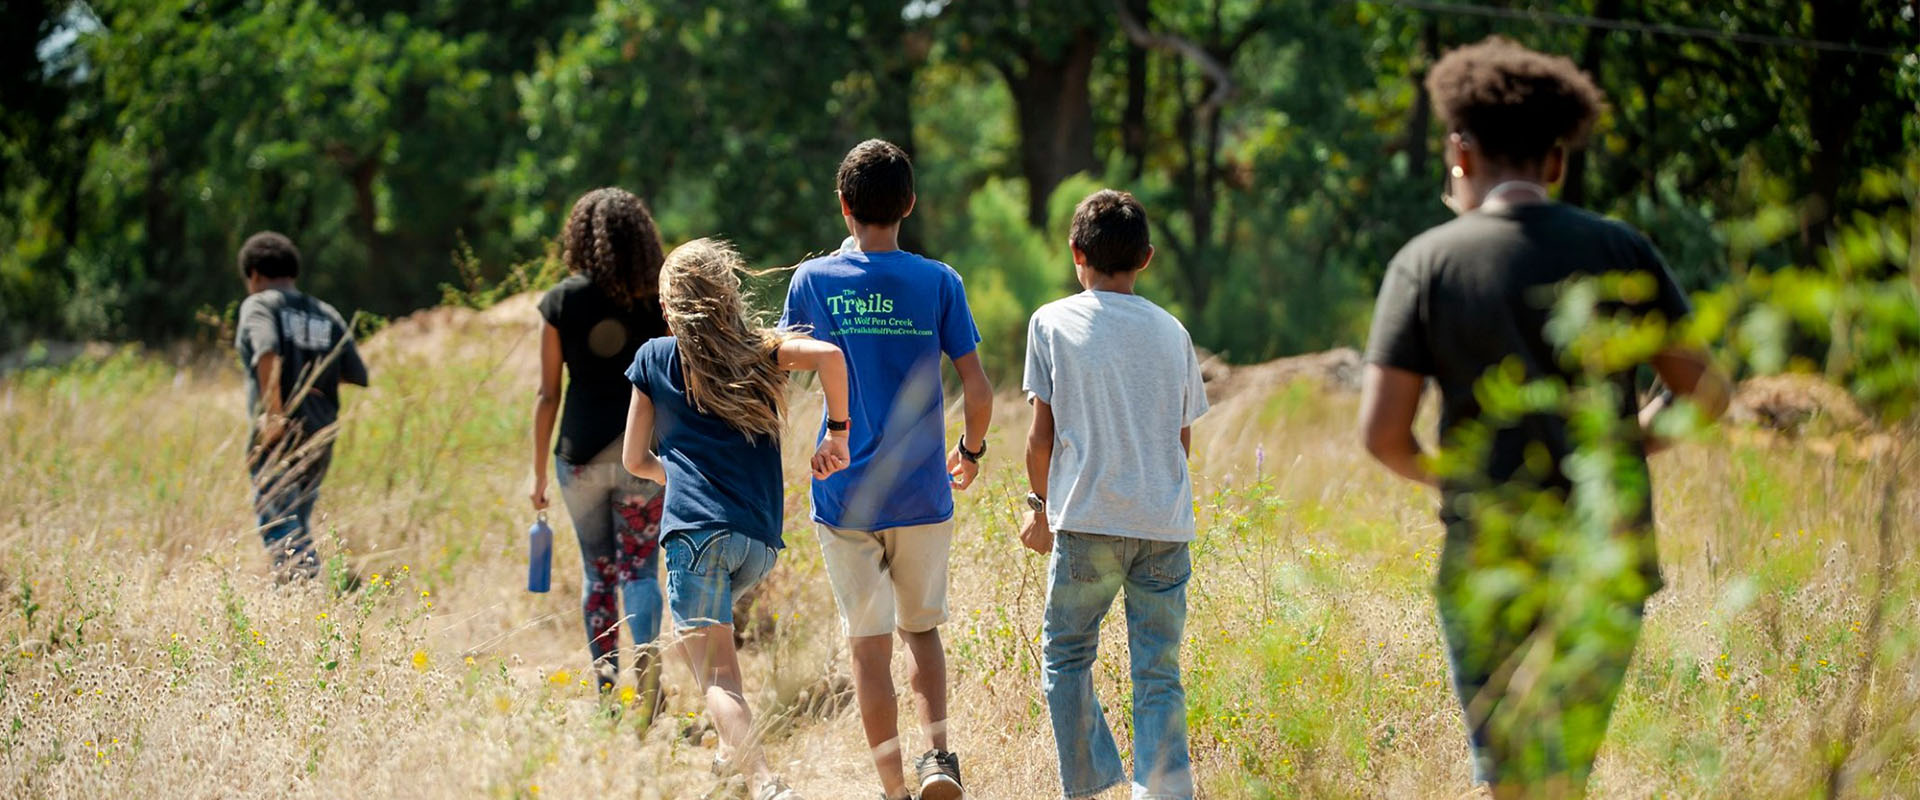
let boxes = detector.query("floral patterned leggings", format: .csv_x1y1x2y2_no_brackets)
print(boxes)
555,447,665,691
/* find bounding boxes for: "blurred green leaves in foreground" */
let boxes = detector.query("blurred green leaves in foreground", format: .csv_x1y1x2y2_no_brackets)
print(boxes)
1428,162,1917,794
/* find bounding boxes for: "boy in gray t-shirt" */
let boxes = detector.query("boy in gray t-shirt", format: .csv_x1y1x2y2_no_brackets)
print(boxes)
1020,190,1207,800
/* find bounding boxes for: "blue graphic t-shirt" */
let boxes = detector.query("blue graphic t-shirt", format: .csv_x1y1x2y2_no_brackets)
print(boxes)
626,337,786,549
780,248,981,531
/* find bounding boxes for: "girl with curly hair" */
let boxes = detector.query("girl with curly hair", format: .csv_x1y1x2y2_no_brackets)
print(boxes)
530,187,671,696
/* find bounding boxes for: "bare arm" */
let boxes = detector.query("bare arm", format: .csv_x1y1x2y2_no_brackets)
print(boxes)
777,337,851,423
1181,427,1192,456
255,351,285,418
1026,397,1055,500
947,351,994,490
777,337,852,479
1019,397,1057,554
1359,364,1438,489
529,323,564,510
621,388,666,484
1641,346,1731,455
253,350,289,448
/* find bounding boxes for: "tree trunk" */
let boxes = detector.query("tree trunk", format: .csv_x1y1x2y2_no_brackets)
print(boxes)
1121,0,1152,180
1402,19,1439,183
1561,0,1620,209
1005,27,1100,229
1805,0,1866,249
867,2,925,250
349,157,385,282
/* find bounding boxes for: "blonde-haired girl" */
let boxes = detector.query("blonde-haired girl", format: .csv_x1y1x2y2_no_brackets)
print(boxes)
623,238,849,800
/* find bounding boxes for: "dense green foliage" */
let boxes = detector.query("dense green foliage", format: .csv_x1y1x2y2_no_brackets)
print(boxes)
3,0,1914,371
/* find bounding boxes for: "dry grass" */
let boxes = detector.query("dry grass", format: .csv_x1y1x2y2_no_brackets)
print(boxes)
1,315,1916,799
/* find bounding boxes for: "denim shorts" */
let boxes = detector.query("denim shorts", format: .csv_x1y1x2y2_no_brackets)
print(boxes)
662,529,777,630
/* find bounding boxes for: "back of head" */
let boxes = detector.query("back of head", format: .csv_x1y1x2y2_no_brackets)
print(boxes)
563,187,666,309
1426,36,1606,167
837,139,914,226
1069,190,1152,275
658,238,793,439
238,231,302,280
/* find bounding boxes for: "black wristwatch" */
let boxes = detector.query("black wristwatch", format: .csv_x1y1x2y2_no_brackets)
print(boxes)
1025,492,1046,513
957,436,987,463
825,417,850,433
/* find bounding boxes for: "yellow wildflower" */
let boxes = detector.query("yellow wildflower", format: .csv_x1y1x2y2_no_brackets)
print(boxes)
412,650,430,671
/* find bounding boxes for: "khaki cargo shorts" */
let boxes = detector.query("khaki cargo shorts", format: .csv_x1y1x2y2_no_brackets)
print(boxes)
815,520,954,638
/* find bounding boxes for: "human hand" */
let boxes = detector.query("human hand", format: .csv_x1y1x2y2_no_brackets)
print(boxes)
257,413,289,448
530,478,550,511
1020,509,1053,555
948,445,979,491
812,433,851,479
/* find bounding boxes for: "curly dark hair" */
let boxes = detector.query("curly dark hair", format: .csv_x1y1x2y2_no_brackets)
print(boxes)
836,139,915,226
561,187,665,308
1069,190,1151,275
237,231,301,280
1426,36,1607,166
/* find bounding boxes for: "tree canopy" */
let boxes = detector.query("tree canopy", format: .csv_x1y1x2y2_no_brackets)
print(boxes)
2,0,1913,374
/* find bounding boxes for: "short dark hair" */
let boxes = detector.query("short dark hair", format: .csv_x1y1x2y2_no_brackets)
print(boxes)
1069,190,1151,275
836,139,914,226
238,231,301,279
1426,36,1606,166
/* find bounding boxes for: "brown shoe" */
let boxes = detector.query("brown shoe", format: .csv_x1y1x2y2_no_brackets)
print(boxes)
914,749,962,800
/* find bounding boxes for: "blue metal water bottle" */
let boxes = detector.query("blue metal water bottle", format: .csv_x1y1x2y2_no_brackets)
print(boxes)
527,512,553,593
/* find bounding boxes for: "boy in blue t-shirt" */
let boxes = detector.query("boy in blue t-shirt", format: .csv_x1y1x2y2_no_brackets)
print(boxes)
780,139,992,800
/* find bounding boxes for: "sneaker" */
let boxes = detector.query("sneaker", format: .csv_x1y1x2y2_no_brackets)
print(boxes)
914,750,962,800
879,793,915,800
753,777,803,800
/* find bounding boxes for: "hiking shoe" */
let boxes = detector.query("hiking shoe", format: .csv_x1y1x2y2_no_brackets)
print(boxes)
914,749,963,800
753,777,803,800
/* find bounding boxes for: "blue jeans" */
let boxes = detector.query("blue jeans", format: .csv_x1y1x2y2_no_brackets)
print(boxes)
556,447,664,689
662,530,777,630
250,443,331,581
1043,532,1193,800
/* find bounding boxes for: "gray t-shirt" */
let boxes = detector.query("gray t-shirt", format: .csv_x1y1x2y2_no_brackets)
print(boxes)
1023,290,1209,542
236,289,368,455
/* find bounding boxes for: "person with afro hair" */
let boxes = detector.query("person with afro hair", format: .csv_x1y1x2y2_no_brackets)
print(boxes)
1359,37,1729,798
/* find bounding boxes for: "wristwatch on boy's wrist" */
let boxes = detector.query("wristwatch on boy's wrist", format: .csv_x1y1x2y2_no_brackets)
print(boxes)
825,417,850,432
957,436,987,463
1025,492,1046,513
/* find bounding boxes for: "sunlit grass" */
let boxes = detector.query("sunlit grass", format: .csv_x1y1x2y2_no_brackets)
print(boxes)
1,316,1914,798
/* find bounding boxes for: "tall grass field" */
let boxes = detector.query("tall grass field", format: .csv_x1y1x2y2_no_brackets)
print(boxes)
2,300,1915,799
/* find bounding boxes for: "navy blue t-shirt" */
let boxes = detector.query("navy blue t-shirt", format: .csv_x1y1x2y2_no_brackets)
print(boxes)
779,249,980,531
625,337,786,549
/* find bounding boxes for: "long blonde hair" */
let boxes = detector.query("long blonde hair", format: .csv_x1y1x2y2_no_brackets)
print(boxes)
658,238,801,439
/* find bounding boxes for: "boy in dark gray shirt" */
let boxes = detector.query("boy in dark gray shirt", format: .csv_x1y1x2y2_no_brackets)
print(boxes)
234,232,368,581
1021,190,1207,799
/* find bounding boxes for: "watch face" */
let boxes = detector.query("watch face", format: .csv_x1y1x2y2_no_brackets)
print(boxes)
1026,494,1046,512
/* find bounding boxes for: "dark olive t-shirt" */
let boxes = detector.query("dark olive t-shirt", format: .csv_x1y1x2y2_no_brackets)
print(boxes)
539,274,669,464
1365,203,1690,584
